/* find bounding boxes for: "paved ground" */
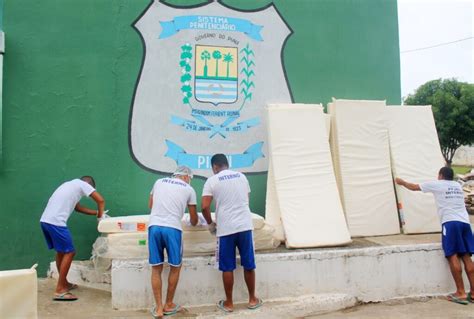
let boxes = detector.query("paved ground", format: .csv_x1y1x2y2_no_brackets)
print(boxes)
38,279,474,319
309,297,474,319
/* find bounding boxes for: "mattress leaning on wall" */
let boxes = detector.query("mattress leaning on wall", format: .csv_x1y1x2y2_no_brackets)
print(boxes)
328,99,400,237
387,105,444,234
266,103,351,248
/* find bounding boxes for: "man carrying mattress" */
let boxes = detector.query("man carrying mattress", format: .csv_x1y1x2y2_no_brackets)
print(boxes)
40,176,105,301
201,154,262,312
396,166,474,305
148,166,198,318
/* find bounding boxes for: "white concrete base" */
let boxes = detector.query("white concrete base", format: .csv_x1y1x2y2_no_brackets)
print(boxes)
110,243,470,310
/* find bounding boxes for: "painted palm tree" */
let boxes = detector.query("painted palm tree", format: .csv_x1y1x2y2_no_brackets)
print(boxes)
200,50,211,77
223,53,234,78
212,50,222,77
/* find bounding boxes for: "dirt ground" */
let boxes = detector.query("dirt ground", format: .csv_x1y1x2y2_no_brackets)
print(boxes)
38,279,474,319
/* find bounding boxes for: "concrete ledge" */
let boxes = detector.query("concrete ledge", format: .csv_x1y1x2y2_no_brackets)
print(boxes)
191,293,357,318
49,260,111,292
110,242,469,310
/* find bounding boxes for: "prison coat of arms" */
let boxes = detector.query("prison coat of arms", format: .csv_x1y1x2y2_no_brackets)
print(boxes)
130,0,293,177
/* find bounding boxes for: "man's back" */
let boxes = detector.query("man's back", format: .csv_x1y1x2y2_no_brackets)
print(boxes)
420,180,470,224
149,177,196,230
203,169,253,237
40,179,95,226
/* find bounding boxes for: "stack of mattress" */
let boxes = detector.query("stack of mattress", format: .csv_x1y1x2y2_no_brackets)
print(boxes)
387,105,445,233
328,99,400,237
92,213,279,264
266,103,351,248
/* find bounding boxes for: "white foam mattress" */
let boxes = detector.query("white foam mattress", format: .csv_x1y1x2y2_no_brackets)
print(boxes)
92,225,279,259
98,213,265,233
387,105,445,233
0,267,37,319
266,104,351,248
329,99,400,236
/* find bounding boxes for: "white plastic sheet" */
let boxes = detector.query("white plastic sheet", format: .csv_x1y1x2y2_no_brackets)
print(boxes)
329,99,400,236
387,105,444,233
92,225,278,260
266,104,351,248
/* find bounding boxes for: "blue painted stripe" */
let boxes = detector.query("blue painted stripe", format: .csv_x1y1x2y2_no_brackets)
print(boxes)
195,94,237,99
195,86,237,92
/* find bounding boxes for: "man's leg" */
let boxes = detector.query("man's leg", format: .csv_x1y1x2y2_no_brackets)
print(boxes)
56,251,75,294
238,230,259,307
164,265,182,312
222,271,234,310
151,265,164,317
244,269,259,306
56,253,74,289
447,255,467,299
461,254,474,295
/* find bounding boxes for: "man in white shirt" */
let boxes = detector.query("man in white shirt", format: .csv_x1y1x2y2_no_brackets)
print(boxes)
201,154,262,313
396,166,474,305
148,166,198,318
40,176,105,301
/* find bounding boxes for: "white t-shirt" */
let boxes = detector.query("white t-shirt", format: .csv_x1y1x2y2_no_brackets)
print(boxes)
149,177,197,231
420,180,470,225
202,169,253,237
40,179,96,227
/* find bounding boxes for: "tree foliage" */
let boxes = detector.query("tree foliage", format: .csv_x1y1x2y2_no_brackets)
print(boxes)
404,79,474,165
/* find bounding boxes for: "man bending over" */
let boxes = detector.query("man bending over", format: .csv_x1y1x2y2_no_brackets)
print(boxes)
40,176,105,301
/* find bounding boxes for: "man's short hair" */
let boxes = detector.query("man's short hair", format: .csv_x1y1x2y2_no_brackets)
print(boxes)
81,176,96,188
438,167,454,181
211,154,229,168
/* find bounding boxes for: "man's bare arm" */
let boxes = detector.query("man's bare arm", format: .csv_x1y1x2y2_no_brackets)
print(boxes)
188,205,198,226
395,178,421,191
148,194,153,209
201,196,213,225
90,191,105,218
75,203,98,215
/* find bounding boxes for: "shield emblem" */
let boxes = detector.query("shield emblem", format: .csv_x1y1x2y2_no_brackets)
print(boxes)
130,1,293,177
195,45,238,105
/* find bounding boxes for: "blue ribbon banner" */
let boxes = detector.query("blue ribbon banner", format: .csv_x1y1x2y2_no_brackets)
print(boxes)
165,140,264,169
171,115,260,138
159,15,263,41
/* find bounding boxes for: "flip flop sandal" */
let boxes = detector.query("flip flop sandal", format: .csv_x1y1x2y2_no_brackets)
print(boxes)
151,306,164,319
447,294,469,305
468,292,474,303
53,292,78,301
163,304,182,316
247,298,263,310
217,300,233,313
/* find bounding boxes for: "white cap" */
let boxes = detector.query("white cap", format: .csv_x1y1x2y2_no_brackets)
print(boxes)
172,165,193,178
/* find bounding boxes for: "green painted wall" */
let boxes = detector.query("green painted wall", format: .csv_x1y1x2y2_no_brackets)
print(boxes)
0,0,400,275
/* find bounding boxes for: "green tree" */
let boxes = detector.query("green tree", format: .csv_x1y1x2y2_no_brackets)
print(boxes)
212,50,222,77
404,79,474,165
223,53,234,78
200,50,210,77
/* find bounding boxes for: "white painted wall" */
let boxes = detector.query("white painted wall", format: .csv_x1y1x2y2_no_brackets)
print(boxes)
110,243,469,310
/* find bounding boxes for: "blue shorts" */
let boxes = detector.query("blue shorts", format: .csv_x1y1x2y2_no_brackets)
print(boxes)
442,221,474,257
148,226,183,267
40,222,75,253
217,230,256,272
